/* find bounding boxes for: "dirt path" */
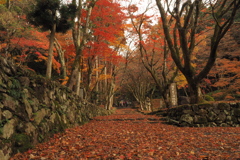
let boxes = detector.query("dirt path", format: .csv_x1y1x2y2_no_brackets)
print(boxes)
11,108,240,159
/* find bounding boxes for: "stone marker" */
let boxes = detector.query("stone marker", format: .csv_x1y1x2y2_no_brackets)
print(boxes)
170,83,178,106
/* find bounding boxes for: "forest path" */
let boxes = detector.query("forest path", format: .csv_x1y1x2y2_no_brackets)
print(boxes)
11,108,240,159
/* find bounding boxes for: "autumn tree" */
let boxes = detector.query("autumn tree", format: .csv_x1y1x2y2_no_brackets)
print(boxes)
66,0,127,111
204,23,240,101
123,53,156,111
127,4,178,107
85,0,125,109
27,0,77,79
155,0,240,103
66,0,97,94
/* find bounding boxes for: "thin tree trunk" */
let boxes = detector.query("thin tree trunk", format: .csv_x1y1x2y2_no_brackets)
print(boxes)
105,64,115,110
104,59,107,95
6,0,10,9
105,81,115,110
139,101,144,111
95,56,99,103
67,0,96,92
75,71,81,96
46,18,56,79
54,38,67,79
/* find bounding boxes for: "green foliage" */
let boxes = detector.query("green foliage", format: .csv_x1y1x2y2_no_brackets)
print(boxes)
38,134,44,142
8,89,21,99
27,0,77,33
207,90,222,100
39,103,48,109
204,95,215,101
27,99,34,105
11,5,21,14
0,4,7,13
0,4,26,41
7,78,23,99
235,14,240,22
27,0,59,31
56,108,65,115
9,79,21,89
54,112,67,132
57,3,77,33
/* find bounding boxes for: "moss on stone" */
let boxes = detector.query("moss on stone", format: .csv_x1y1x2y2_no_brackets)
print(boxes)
55,113,67,132
204,95,215,101
37,134,44,143
13,133,33,153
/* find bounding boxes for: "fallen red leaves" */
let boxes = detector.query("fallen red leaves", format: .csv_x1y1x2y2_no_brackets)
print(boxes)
11,108,240,159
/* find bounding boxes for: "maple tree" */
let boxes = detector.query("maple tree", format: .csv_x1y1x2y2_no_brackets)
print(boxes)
0,1,59,75
66,0,98,94
202,23,240,101
65,0,126,110
19,0,127,110
122,55,156,110
127,4,178,108
155,0,240,104
54,37,67,79
8,29,65,76
54,30,79,83
85,0,125,109
0,0,65,76
2,1,240,159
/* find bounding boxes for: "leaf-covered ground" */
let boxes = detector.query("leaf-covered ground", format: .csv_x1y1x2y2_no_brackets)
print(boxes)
11,108,240,159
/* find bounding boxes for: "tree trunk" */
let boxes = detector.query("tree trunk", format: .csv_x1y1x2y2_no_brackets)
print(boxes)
188,81,203,104
6,0,10,9
162,91,170,108
75,71,81,96
105,75,115,110
104,59,107,97
67,0,96,92
46,16,56,79
156,0,240,105
54,38,67,79
139,101,144,111
95,56,99,104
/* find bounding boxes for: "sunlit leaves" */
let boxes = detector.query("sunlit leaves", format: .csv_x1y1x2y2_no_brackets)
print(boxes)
175,72,188,89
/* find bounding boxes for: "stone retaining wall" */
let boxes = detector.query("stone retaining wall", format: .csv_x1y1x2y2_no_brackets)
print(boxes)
163,102,240,127
0,57,113,160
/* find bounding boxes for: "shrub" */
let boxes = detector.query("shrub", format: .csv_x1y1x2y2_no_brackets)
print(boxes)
204,95,215,101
